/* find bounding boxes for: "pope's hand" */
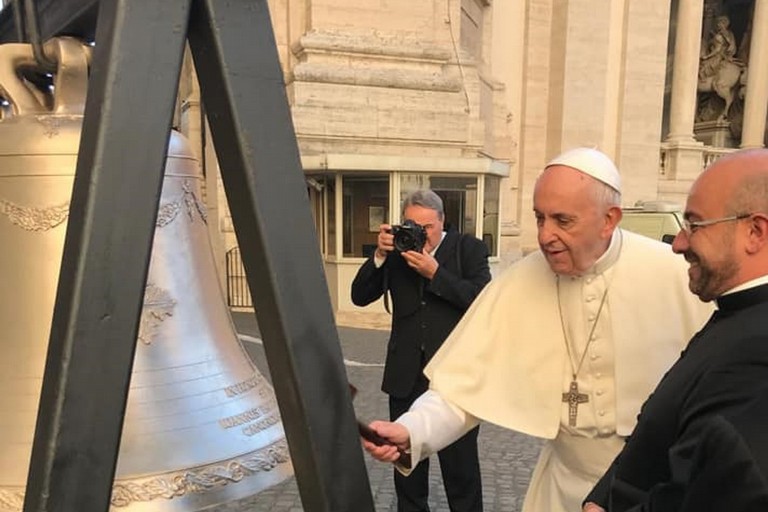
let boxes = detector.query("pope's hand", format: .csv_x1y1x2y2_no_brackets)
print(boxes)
582,503,606,512
361,421,411,464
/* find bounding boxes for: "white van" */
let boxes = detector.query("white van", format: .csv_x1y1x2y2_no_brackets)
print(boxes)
620,201,683,244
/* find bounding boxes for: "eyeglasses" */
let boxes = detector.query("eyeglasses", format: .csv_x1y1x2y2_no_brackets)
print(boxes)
681,213,752,235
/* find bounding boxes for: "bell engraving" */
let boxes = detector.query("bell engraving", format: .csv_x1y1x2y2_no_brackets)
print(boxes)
0,37,292,511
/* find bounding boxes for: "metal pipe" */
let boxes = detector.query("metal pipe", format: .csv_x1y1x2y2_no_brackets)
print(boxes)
13,0,26,42
23,0,56,71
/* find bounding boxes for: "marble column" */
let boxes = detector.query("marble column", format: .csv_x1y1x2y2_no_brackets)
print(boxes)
663,0,705,180
667,0,705,142
741,0,768,148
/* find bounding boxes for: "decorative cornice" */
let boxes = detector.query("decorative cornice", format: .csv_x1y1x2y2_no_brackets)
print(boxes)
289,29,471,92
293,29,453,62
292,62,462,92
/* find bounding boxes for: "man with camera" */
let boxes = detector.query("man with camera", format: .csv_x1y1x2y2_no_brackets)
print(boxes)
351,189,491,512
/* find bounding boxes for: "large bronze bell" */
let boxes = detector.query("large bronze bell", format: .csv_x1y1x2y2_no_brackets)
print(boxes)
0,37,292,511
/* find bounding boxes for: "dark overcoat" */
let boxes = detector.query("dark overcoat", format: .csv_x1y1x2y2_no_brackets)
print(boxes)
351,230,491,398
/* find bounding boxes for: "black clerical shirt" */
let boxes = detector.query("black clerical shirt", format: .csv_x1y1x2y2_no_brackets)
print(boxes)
586,283,768,511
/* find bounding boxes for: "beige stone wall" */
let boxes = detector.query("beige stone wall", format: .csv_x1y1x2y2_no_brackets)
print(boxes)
489,0,525,265
180,0,687,311
517,0,554,252
287,11,486,158
511,0,673,252
615,0,672,207
179,0,517,311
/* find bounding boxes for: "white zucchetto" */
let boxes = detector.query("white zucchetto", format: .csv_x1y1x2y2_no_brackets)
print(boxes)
544,147,622,193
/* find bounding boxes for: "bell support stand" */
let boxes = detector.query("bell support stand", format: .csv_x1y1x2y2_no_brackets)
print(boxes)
17,1,373,511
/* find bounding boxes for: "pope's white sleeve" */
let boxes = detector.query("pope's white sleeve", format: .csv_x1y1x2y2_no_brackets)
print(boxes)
394,390,480,475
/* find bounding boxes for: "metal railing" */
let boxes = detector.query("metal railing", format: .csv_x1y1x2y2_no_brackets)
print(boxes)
225,246,253,308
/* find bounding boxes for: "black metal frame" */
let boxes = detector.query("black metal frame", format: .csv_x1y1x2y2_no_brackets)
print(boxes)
14,1,373,511
0,0,99,43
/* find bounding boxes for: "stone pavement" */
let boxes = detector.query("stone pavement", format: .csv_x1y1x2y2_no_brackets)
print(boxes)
210,312,543,512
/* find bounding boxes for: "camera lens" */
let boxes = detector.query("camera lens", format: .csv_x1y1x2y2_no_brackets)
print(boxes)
394,231,416,252
392,220,426,253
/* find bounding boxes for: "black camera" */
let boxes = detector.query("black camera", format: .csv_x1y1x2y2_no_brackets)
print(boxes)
391,219,427,253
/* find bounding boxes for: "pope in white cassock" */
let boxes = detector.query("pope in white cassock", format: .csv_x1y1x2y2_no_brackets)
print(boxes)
363,147,714,512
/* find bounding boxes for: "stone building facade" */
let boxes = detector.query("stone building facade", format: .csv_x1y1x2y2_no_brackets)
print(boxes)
0,0,766,317
175,0,767,319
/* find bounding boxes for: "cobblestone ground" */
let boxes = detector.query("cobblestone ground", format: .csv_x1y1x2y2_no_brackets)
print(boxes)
208,313,543,512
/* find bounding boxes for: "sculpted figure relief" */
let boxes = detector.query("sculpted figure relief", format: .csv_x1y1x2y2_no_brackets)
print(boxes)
697,15,745,122
699,15,737,80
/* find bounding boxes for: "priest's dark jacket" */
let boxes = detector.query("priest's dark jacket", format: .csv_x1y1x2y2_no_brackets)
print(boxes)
585,282,768,511
653,388,768,512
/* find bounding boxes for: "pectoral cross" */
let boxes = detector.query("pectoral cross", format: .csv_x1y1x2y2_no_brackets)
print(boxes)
562,380,589,427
